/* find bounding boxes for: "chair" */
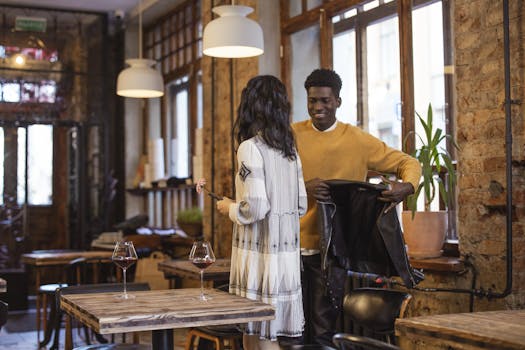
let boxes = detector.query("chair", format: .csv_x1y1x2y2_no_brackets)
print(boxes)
332,333,401,350
342,288,412,345
184,284,243,350
73,345,151,350
57,282,151,350
185,326,242,350
38,257,87,348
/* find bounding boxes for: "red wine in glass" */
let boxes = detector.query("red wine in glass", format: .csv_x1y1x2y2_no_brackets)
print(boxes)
191,259,214,270
112,241,138,300
189,240,216,301
113,256,138,270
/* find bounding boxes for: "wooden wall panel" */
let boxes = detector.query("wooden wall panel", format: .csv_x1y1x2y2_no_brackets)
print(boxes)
201,0,260,258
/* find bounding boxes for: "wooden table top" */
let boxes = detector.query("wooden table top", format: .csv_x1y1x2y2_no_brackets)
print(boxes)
60,288,275,334
158,258,231,281
21,250,113,266
396,309,525,350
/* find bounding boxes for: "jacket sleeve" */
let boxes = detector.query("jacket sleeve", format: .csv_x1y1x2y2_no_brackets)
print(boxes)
228,140,271,225
297,155,308,217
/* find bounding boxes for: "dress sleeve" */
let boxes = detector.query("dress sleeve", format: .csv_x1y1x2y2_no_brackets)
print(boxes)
228,140,270,225
297,155,308,217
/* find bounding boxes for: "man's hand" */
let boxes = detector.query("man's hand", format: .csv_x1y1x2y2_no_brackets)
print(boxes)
216,197,233,215
378,177,415,213
305,178,331,202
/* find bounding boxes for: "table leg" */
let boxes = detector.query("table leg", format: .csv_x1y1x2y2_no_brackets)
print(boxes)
152,329,173,350
35,268,41,343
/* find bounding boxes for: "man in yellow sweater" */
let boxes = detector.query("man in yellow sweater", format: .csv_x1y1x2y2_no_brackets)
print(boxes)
292,69,421,345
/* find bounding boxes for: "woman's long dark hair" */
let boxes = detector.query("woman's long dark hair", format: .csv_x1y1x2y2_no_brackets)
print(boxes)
233,75,296,160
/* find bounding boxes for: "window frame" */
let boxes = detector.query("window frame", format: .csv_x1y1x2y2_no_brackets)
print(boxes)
280,0,457,241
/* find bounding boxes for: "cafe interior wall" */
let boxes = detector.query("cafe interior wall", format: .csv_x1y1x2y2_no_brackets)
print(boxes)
401,0,525,332
122,0,525,321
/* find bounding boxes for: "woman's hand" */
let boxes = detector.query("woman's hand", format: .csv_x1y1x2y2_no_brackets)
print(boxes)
216,197,233,215
196,178,206,194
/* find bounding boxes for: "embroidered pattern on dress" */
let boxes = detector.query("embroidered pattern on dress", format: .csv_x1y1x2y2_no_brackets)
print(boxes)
239,161,252,182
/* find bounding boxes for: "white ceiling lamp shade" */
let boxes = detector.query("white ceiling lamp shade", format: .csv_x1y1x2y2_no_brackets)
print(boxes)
117,59,164,98
116,0,164,98
203,5,264,58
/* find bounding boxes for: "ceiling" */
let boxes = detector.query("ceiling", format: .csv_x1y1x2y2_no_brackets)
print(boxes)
0,0,181,23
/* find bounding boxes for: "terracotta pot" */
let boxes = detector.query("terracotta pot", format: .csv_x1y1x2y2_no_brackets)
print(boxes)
402,211,447,259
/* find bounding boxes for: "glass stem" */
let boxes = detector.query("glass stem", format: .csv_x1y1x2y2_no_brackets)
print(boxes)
123,268,127,295
200,269,204,297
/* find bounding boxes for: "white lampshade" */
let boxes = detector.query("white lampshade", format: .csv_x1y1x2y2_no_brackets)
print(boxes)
203,5,264,58
117,59,164,98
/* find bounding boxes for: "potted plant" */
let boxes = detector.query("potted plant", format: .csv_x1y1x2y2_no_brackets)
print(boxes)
402,103,459,259
176,207,203,238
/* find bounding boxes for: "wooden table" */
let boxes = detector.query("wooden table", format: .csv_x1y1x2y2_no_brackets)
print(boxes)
158,258,231,288
396,309,525,350
21,249,114,343
61,288,275,350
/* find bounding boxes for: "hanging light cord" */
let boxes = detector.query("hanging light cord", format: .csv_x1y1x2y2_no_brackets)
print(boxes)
138,0,143,59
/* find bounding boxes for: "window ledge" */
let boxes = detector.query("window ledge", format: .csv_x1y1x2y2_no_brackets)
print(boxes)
409,256,464,273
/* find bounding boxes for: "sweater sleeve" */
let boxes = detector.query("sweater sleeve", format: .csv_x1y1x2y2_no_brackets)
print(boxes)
364,132,422,189
228,140,271,225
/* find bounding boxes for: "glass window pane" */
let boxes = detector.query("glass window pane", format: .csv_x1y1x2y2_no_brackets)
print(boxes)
366,16,401,149
413,1,446,211
289,0,302,17
3,83,20,102
413,2,446,145
333,30,357,125
307,0,323,10
175,90,189,178
291,25,320,122
27,125,53,205
38,81,56,103
17,128,26,205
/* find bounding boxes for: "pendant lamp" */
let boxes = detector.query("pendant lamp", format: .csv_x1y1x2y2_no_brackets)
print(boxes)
117,0,164,98
203,2,264,58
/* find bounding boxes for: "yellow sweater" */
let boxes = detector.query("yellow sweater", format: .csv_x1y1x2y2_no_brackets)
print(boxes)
292,120,422,250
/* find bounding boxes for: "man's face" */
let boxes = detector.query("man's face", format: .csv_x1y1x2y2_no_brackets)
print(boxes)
307,86,341,131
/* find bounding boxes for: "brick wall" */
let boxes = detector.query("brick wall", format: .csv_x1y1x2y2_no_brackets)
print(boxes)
403,0,525,331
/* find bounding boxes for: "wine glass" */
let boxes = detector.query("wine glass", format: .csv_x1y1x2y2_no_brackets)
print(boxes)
112,241,138,300
189,240,216,301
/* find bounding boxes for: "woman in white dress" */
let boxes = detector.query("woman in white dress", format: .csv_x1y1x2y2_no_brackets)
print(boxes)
198,75,307,350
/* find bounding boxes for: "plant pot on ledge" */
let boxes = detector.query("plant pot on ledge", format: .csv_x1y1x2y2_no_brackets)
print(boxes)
402,211,447,259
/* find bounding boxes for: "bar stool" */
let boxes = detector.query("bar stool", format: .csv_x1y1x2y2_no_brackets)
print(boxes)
185,325,242,350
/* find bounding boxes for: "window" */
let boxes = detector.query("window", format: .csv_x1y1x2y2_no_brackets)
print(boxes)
281,0,455,239
144,0,202,181
0,125,53,206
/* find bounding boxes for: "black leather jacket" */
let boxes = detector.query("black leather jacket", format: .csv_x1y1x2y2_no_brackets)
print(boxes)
317,180,424,308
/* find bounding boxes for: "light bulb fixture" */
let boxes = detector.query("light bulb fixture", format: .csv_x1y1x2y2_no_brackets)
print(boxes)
117,0,164,98
203,2,264,58
13,54,26,66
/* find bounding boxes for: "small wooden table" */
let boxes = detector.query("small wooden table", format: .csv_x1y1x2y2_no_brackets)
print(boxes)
61,288,275,350
22,250,114,342
396,309,525,350
158,258,231,288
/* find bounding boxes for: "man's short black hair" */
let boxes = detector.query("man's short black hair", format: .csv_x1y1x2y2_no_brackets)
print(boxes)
304,68,342,97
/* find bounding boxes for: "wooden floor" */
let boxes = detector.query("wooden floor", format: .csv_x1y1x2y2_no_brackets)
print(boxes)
0,305,189,350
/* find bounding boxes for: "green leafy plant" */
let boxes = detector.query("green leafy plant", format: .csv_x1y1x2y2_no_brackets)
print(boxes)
177,207,203,224
405,103,459,217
